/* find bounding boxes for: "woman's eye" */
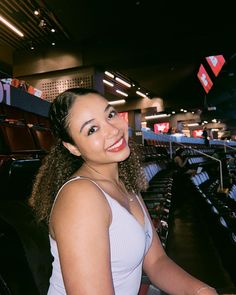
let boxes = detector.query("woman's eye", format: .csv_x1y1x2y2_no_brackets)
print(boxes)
108,110,117,119
88,126,98,135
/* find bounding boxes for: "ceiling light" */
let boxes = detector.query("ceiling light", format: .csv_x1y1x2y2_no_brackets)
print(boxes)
51,28,56,33
145,114,170,120
105,71,114,78
187,123,199,127
115,77,131,87
172,111,175,114
136,90,147,98
116,90,128,97
0,14,24,37
103,79,114,87
109,99,126,105
29,41,35,50
34,10,40,15
52,42,55,46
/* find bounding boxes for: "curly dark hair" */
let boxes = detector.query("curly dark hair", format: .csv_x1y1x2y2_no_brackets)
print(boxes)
29,88,148,224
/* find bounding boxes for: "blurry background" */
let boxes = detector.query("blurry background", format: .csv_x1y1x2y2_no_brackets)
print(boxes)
1,0,236,136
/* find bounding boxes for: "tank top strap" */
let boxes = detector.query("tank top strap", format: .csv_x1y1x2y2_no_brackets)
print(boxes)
135,192,147,215
49,176,106,222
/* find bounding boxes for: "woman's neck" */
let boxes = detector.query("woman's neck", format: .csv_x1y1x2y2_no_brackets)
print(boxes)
83,162,119,182
82,162,135,202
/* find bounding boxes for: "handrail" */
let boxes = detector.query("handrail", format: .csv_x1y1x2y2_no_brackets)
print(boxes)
174,142,224,191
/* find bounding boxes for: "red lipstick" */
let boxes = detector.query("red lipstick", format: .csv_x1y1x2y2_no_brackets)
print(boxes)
107,138,127,152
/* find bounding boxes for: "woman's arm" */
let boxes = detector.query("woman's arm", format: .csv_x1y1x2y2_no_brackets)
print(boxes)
50,179,115,295
138,194,218,295
143,236,217,295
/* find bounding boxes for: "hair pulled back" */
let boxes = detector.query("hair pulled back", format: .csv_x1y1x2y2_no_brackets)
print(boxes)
49,88,99,143
29,88,148,224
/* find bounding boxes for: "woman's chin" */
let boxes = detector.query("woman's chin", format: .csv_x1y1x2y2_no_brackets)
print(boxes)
119,146,131,162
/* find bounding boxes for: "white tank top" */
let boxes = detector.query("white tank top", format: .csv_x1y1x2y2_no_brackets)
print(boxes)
47,176,153,295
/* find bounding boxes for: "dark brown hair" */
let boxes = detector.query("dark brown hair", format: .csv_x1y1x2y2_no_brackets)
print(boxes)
29,88,148,224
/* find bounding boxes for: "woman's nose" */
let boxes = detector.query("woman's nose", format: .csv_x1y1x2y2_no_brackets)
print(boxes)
103,121,119,137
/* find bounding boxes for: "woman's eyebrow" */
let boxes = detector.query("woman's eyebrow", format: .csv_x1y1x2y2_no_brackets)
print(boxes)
80,104,112,133
104,104,112,112
80,118,94,133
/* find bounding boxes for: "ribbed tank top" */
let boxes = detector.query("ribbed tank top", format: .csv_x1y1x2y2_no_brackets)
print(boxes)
47,176,153,295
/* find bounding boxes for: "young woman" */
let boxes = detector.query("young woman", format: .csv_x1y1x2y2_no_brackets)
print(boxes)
29,88,218,295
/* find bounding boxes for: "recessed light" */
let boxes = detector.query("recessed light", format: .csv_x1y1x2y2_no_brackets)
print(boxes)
34,10,40,15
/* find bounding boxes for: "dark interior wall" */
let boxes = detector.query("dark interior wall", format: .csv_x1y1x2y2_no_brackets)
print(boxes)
12,43,130,79
13,46,83,77
11,45,165,118
12,44,165,110
116,97,164,115
0,45,13,76
15,66,97,101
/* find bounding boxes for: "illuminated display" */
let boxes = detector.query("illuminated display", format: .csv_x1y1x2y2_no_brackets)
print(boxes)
206,55,225,77
154,122,169,133
192,129,204,138
197,64,213,93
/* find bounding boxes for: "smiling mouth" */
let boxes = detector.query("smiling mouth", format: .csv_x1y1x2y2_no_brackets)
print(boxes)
107,137,127,152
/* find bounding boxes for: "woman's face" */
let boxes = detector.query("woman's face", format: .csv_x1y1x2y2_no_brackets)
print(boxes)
64,93,130,165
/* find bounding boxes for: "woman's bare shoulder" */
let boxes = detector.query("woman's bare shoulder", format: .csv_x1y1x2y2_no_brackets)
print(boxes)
56,177,109,208
50,177,111,230
60,177,104,196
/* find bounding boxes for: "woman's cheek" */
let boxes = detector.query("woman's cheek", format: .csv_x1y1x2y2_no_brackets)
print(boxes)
89,137,102,149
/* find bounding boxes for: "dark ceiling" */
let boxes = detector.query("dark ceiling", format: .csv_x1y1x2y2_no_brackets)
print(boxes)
1,0,236,125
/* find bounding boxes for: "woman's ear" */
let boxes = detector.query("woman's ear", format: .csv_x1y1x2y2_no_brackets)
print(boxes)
62,141,81,157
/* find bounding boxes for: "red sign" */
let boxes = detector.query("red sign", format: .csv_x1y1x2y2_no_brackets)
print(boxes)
192,129,204,138
197,64,213,93
206,55,225,76
154,122,169,133
118,112,128,122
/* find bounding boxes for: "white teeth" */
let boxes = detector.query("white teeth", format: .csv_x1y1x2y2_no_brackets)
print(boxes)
108,138,123,150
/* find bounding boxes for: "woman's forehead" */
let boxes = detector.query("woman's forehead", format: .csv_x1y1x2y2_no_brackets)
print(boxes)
72,93,108,109
68,94,109,123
